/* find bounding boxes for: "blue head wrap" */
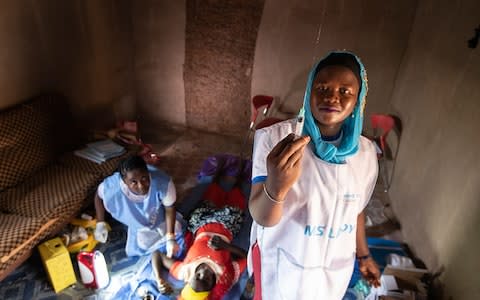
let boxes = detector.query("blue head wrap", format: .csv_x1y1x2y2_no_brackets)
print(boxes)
302,51,368,164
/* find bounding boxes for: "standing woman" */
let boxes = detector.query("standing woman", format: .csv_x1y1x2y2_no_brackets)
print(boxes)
248,51,381,300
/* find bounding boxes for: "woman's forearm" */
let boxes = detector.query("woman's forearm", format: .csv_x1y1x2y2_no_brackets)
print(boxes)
94,193,105,222
249,183,285,227
154,251,176,270
164,205,176,235
356,211,370,257
225,243,247,259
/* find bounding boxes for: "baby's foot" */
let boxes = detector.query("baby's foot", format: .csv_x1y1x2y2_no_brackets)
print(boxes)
156,277,173,295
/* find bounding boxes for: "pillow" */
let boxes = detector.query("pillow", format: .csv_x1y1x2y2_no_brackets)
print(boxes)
0,165,98,220
0,95,73,191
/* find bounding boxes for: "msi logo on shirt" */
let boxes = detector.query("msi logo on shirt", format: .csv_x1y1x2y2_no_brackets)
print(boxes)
304,224,355,239
343,193,360,203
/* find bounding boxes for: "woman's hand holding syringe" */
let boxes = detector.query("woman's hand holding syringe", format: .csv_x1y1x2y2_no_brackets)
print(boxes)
250,107,310,227
265,107,309,200
265,132,310,202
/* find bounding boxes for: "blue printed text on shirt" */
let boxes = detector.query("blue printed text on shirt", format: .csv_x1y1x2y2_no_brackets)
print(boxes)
304,224,355,239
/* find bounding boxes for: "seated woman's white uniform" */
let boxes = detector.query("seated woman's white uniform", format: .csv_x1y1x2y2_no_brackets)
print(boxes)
97,165,184,256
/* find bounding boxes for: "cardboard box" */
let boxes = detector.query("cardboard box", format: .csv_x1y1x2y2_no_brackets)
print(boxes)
369,269,429,300
383,265,429,295
38,237,77,293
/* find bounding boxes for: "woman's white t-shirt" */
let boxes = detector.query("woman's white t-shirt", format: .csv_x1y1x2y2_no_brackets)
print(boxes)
248,119,378,300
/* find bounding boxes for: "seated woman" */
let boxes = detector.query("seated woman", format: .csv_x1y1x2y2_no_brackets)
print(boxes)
93,155,186,286
153,181,248,300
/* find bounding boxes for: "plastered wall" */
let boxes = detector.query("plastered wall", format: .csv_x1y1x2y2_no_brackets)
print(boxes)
0,1,48,110
388,0,480,297
0,0,135,129
131,1,186,127
251,0,418,125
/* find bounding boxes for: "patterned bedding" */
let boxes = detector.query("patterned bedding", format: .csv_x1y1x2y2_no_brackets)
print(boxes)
0,94,131,281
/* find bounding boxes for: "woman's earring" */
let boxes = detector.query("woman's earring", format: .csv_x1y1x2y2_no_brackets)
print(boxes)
351,113,355,118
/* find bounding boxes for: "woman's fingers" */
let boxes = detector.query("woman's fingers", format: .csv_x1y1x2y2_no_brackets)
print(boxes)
267,135,310,175
269,133,295,157
287,145,307,168
264,135,310,198
269,134,310,164
277,135,310,167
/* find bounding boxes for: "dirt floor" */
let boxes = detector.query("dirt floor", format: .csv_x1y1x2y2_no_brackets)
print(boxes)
143,125,251,203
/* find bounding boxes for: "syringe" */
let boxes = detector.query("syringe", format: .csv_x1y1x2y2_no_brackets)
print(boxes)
295,107,305,139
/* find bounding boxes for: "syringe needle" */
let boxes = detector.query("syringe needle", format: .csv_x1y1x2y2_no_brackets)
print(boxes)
295,107,305,138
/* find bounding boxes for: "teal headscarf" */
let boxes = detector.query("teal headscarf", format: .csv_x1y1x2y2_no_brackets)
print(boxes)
302,51,368,164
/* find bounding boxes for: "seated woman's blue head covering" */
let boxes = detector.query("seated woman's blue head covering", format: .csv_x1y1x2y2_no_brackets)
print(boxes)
302,51,368,164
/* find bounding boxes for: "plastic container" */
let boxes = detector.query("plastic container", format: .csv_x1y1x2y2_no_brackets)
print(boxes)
77,250,110,289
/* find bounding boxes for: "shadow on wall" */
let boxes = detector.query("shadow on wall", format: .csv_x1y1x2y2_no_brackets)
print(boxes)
439,190,480,298
270,67,311,119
